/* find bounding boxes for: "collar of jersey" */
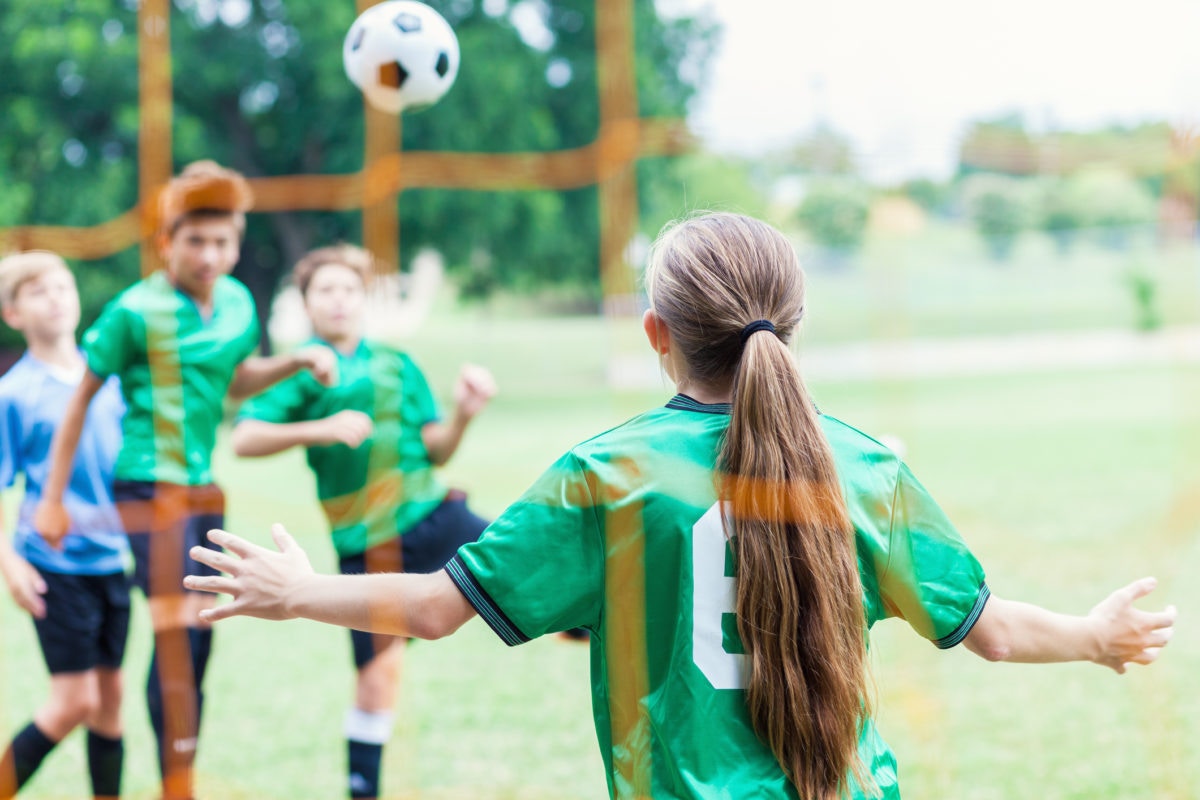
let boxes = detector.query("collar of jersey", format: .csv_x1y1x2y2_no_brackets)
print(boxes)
309,335,369,360
666,393,731,415
151,270,223,322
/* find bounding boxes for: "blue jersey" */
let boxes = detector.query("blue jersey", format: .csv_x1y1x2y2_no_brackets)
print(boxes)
0,353,127,575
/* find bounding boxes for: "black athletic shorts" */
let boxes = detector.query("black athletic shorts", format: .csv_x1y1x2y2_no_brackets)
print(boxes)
33,569,131,674
112,480,225,597
338,491,488,669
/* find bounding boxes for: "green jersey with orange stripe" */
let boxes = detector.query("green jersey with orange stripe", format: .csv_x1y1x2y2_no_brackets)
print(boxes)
237,338,447,557
82,271,259,486
446,394,988,800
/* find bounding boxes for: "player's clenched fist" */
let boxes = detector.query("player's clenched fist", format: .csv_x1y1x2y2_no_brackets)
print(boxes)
296,344,339,387
314,409,374,449
453,364,496,420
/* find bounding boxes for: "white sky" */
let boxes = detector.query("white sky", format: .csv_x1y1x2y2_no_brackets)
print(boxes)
673,0,1200,181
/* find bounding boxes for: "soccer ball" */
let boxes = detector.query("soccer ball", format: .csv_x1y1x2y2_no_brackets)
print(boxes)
342,1,460,114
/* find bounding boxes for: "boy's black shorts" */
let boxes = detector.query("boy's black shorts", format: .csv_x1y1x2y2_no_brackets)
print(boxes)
33,569,131,674
337,491,488,669
113,480,225,597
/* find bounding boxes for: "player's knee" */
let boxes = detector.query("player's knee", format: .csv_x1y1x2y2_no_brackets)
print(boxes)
94,677,123,717
49,689,101,730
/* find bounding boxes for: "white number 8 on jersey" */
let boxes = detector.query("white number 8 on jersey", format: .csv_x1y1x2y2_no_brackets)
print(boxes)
692,503,746,690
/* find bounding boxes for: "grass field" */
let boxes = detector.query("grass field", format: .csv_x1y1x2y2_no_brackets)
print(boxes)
3,233,1200,798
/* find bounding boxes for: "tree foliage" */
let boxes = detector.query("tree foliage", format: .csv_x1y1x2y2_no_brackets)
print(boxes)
779,125,857,177
0,0,141,349
1,0,717,352
795,179,871,257
960,173,1030,261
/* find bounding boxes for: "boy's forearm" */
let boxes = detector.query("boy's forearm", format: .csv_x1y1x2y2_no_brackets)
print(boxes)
228,354,304,400
231,419,322,457
422,413,470,466
43,376,100,503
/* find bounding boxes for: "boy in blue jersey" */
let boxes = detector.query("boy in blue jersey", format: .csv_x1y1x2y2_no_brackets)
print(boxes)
0,251,128,800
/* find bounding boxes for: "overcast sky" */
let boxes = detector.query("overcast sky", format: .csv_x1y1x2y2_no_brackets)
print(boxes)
672,0,1200,181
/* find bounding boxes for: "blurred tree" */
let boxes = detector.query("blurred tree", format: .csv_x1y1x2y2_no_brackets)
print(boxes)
957,113,1037,176
0,0,141,350
795,179,871,264
639,153,767,236
1064,166,1157,250
0,0,718,352
898,177,952,216
1034,177,1084,254
778,124,857,177
959,115,1176,182
1160,124,1200,241
960,173,1029,261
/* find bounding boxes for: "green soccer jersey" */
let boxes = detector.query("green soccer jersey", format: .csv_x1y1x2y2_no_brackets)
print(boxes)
447,394,988,800
236,338,447,557
82,271,260,486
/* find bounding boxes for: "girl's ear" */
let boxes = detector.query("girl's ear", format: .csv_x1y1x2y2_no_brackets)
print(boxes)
643,309,669,355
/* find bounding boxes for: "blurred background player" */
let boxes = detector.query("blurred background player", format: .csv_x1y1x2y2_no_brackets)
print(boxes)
188,213,1174,800
0,251,127,800
231,243,495,800
33,162,335,800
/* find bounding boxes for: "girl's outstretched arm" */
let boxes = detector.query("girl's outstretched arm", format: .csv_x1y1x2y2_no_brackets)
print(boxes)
963,578,1176,674
185,525,477,639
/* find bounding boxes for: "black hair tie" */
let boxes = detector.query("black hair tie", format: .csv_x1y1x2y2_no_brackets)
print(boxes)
739,319,776,345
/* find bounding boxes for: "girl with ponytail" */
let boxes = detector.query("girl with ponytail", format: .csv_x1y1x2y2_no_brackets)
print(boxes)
185,212,1175,800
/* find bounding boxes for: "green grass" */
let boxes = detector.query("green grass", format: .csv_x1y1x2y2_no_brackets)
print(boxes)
4,245,1200,797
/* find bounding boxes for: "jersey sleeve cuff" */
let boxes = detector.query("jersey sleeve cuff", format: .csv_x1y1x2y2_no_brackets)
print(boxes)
444,554,530,647
934,581,991,650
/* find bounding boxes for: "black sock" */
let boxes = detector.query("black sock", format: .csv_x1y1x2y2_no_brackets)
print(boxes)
146,647,165,777
86,730,123,799
187,627,212,724
0,722,58,796
347,739,384,799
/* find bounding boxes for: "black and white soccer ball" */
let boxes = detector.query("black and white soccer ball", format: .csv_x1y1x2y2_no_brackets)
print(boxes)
342,1,460,114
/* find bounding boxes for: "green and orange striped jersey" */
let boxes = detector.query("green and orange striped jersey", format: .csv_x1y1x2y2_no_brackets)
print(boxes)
82,271,259,486
446,394,988,800
237,339,446,557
